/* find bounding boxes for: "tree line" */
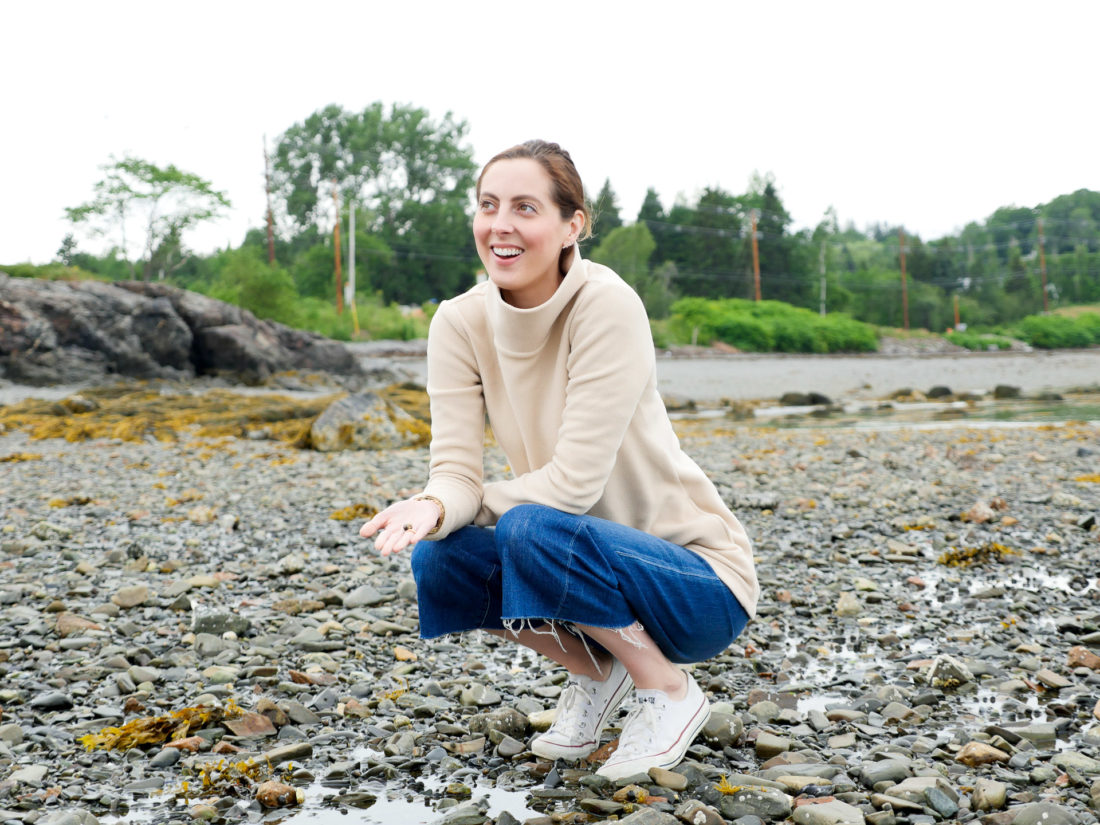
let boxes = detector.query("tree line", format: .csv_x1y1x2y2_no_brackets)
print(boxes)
53,102,1100,341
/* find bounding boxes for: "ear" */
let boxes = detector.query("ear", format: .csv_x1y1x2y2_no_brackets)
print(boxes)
566,209,585,245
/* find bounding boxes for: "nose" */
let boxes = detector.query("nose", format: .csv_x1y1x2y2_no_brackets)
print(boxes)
491,212,514,234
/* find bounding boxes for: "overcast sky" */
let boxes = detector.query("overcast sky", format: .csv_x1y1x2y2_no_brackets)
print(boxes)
3,0,1097,265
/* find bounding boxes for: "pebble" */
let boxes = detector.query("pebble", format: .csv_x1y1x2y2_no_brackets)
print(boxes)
1,388,1099,824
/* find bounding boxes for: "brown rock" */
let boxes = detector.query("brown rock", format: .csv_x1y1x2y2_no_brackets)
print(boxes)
224,712,277,739
256,781,301,808
166,736,205,752
1093,698,1100,722
1068,646,1100,671
256,697,289,727
212,741,242,755
56,613,103,637
956,742,1009,767
1035,668,1072,689
342,698,371,719
443,736,486,755
394,646,418,661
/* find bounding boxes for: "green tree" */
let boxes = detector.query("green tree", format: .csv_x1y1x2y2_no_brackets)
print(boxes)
271,102,477,302
588,178,622,248
65,156,230,282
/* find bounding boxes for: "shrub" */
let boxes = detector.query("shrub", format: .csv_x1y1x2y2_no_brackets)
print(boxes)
1015,315,1093,348
715,315,774,351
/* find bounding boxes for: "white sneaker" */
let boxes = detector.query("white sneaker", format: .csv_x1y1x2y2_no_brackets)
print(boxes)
596,671,710,780
531,659,633,761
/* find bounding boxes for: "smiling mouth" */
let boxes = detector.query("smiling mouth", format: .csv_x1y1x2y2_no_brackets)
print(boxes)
492,246,523,259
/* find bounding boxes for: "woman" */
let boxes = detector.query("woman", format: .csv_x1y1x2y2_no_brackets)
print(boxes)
360,140,758,780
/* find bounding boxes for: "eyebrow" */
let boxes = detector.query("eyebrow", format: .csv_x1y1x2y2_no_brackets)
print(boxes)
481,191,545,205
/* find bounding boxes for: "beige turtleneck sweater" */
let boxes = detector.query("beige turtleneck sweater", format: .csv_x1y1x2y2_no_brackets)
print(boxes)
421,254,759,616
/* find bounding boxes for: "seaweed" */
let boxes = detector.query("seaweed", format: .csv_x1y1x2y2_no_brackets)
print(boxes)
79,700,242,751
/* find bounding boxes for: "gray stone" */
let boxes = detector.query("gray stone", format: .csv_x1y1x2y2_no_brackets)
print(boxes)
0,724,24,746
755,732,792,758
1010,802,1079,825
702,711,744,747
150,748,182,768
613,808,680,824
924,655,973,688
192,612,252,636
1052,751,1100,774
9,764,48,784
719,787,793,821
264,743,313,765
343,584,386,608
673,800,724,825
792,799,866,825
860,759,912,788
30,692,73,711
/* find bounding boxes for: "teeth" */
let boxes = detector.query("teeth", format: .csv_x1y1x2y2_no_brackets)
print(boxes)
494,247,522,257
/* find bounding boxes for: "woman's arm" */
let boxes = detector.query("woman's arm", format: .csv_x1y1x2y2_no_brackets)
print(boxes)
478,283,653,521
418,307,487,537
360,306,486,551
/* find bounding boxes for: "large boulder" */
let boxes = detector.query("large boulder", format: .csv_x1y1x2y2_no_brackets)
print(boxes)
310,392,429,451
0,274,361,384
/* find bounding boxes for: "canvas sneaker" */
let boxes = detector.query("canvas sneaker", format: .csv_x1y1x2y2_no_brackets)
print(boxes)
595,670,710,780
531,658,633,761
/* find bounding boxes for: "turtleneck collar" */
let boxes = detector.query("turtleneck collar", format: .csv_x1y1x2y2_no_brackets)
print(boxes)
486,250,589,357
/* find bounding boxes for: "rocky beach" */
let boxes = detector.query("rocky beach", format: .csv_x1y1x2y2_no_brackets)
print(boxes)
0,374,1098,825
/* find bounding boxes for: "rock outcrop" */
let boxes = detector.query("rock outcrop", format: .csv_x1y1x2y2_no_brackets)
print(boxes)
0,275,360,384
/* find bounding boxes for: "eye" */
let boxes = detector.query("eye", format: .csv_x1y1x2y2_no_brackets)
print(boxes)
478,199,497,212
516,202,537,214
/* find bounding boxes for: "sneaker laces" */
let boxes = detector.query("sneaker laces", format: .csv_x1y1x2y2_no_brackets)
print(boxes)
546,681,593,739
610,695,659,760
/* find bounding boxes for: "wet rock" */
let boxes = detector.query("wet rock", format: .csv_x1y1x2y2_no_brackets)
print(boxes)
956,742,1010,766
719,787,793,821
256,780,302,808
971,777,1007,811
924,654,973,688
192,612,252,636
756,732,792,758
702,711,744,747
1010,802,1079,825
674,799,724,825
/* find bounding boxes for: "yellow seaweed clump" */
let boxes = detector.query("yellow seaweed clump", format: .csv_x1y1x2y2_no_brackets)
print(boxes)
79,702,242,751
937,542,1019,568
329,503,378,522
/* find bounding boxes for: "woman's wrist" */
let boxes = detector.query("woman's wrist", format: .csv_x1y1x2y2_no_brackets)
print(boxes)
414,494,445,535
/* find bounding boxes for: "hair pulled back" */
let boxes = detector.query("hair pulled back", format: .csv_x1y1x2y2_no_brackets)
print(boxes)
477,140,593,243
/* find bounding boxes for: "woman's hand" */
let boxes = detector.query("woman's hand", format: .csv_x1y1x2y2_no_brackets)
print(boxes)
359,497,442,556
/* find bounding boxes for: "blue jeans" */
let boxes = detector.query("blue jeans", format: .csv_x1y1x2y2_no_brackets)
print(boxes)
410,503,749,664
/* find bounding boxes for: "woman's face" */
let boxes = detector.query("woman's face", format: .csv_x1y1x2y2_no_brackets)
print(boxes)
474,158,584,309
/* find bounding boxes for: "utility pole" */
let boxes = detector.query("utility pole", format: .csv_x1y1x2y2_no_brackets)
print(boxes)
347,201,360,336
333,185,343,315
818,239,827,316
899,227,909,331
953,294,960,330
1038,216,1049,313
751,211,761,301
263,136,275,265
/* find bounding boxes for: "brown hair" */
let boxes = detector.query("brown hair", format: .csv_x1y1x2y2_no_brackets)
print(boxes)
477,140,593,244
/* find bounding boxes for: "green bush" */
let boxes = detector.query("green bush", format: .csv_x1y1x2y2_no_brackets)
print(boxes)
1,263,99,280
666,297,878,353
1015,314,1094,348
1072,312,1100,344
715,315,774,351
945,330,1013,351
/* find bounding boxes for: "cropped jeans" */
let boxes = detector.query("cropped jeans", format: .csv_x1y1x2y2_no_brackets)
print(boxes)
409,503,749,664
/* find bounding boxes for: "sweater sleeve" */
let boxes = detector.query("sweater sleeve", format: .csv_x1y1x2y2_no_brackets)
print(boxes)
420,305,485,539
479,284,653,521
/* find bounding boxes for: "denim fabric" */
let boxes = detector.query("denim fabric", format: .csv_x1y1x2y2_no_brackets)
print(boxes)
410,503,749,664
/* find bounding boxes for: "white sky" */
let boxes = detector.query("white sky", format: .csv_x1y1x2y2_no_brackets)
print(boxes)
3,0,1097,264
